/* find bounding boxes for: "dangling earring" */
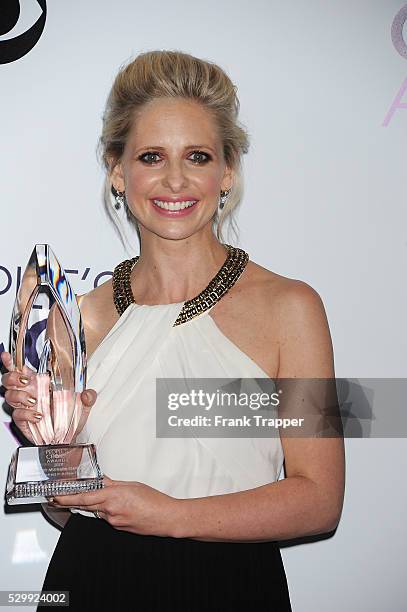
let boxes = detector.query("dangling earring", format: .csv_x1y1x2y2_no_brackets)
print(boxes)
111,185,126,210
219,189,231,210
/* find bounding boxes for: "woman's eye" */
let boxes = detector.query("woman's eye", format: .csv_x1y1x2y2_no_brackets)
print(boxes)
137,150,211,165
138,152,161,164
189,151,210,164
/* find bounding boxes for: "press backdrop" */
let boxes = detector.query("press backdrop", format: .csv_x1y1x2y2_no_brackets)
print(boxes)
1,1,406,610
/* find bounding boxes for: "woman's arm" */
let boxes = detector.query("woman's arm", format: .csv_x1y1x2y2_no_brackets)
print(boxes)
171,281,345,542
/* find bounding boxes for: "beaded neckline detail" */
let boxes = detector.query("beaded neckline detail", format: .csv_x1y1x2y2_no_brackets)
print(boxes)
112,243,249,327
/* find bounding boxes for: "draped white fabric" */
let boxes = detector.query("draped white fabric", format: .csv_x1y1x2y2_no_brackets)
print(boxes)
71,303,284,518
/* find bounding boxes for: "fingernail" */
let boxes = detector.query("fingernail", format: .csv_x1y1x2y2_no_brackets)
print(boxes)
19,376,29,385
27,397,36,404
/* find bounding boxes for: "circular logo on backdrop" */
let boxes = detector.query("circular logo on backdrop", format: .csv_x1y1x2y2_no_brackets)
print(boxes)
0,0,47,65
391,3,407,59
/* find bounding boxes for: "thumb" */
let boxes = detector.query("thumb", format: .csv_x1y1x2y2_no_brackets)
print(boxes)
81,389,97,407
73,389,97,440
1,351,13,372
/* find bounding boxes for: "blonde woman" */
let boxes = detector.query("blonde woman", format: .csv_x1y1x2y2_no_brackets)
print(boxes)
1,50,345,610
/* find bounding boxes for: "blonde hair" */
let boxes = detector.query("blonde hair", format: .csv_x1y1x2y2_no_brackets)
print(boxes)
97,50,250,250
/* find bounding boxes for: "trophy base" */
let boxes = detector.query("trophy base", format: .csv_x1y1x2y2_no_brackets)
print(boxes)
6,443,104,505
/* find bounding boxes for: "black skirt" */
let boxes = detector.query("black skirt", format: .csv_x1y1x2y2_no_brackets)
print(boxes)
37,512,292,611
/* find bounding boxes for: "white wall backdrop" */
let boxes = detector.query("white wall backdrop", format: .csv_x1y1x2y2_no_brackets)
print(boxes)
1,1,406,610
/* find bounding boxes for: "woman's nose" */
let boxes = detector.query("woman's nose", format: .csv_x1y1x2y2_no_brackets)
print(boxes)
162,160,189,192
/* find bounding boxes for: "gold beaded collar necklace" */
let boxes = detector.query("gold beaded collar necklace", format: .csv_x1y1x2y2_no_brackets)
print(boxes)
112,243,249,326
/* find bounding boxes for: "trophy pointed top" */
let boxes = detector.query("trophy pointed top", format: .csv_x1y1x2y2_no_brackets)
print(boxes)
10,243,87,404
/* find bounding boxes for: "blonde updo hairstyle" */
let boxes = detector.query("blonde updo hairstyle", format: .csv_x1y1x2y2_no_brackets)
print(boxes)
98,50,250,248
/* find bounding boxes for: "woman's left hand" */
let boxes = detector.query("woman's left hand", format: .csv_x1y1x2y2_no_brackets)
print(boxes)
50,476,181,537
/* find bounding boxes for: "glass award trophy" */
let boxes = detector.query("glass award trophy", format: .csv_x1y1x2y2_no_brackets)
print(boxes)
5,244,104,505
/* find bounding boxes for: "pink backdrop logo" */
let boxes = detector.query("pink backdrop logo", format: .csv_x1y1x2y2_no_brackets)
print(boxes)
383,4,407,126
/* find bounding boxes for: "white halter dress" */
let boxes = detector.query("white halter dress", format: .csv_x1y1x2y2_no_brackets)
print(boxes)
70,250,284,519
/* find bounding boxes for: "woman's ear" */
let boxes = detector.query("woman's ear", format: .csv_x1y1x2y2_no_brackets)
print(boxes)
110,160,125,192
221,164,234,192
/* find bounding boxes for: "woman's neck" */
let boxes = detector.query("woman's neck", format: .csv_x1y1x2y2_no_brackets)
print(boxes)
130,235,228,305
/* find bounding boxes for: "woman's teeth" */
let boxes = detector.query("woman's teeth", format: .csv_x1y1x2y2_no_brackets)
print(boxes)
153,199,198,211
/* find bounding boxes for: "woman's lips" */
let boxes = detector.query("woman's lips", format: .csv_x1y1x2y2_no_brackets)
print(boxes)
150,200,199,217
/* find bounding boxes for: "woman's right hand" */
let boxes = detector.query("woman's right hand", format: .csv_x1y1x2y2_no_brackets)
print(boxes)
1,351,97,444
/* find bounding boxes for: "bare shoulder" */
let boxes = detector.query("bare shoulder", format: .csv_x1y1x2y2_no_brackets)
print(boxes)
77,277,115,315
76,278,119,358
243,259,334,377
210,258,331,379
239,259,327,321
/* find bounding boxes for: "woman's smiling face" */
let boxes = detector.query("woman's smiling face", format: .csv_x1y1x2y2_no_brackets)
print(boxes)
111,97,233,241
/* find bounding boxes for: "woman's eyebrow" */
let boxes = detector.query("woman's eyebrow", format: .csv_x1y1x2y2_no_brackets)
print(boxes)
135,144,216,153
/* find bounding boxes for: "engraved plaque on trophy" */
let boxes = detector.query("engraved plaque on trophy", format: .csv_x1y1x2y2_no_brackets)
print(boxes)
5,244,103,505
